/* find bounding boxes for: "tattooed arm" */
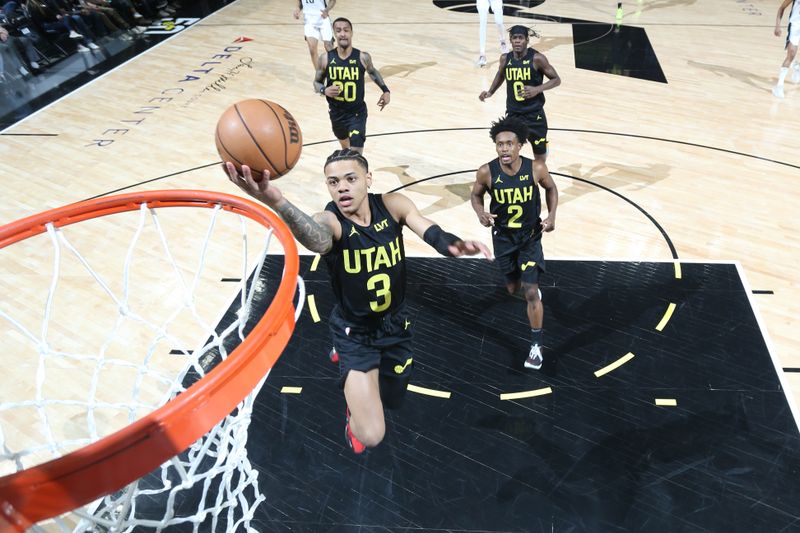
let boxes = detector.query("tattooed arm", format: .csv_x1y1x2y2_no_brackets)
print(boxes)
360,51,391,110
223,162,339,254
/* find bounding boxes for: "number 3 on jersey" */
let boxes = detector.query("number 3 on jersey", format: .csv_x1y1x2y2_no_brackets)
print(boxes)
367,273,392,312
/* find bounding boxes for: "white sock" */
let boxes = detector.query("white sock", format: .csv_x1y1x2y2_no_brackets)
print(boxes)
778,66,789,86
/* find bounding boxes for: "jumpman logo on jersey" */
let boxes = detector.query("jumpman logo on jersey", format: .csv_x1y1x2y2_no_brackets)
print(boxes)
523,60,530,64
349,226,359,237
329,58,336,65
494,175,503,184
404,319,411,330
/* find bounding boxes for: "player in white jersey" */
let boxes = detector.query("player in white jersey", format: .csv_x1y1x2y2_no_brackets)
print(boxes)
476,0,507,67
293,0,336,72
772,0,800,98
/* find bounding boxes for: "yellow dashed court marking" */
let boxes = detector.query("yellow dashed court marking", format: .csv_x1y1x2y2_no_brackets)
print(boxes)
407,384,451,399
655,303,676,331
673,261,682,279
310,254,320,272
655,398,677,406
281,386,303,394
307,294,320,323
594,352,635,377
500,387,553,401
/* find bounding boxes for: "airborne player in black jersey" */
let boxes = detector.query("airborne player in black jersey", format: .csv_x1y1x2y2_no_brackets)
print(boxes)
471,116,558,370
223,150,490,454
314,17,391,154
479,25,561,162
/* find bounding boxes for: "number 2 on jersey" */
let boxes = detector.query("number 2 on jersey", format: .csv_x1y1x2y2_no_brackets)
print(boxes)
367,273,392,312
507,205,523,228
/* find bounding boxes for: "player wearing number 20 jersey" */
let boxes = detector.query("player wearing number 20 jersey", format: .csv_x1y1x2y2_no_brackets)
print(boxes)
314,18,391,153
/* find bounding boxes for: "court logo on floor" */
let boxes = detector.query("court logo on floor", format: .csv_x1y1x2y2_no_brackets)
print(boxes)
144,18,200,35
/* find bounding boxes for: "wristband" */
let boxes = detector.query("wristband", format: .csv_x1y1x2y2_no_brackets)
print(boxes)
378,83,390,93
423,224,461,257
319,85,326,96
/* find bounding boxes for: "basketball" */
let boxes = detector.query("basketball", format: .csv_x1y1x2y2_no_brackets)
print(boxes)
215,99,303,181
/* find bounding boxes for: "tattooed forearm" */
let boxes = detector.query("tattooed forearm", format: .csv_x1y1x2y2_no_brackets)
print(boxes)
275,201,333,253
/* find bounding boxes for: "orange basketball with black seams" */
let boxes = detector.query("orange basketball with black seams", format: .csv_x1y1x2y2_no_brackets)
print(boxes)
215,99,302,181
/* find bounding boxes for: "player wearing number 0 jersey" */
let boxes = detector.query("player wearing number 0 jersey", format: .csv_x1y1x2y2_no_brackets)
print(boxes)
223,150,491,454
479,25,561,162
471,116,558,371
314,17,391,154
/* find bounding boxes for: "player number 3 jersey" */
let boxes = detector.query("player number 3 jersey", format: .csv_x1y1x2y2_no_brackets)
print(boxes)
323,194,407,321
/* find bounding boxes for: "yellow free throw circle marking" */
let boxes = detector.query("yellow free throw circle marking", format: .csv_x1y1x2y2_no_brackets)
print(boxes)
594,352,635,378
500,387,553,401
281,386,303,394
407,384,451,399
655,398,677,406
655,302,676,331
307,294,320,323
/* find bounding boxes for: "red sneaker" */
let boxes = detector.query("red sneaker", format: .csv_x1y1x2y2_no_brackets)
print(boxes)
329,347,339,363
345,407,366,454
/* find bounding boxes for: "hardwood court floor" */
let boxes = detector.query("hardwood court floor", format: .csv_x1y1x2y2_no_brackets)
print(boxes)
1,0,799,529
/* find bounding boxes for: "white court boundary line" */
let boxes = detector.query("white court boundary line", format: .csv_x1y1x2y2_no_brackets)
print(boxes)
0,0,244,132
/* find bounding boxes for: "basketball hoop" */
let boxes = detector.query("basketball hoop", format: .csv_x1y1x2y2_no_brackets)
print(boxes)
0,190,303,531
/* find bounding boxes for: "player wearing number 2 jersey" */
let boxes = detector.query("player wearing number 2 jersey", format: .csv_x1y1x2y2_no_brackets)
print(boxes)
222,150,491,454
314,17,391,154
471,116,558,371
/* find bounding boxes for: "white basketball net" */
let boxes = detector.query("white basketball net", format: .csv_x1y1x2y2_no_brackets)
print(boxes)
0,200,303,532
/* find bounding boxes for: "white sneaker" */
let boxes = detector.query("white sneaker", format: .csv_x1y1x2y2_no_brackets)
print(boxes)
76,43,90,52
772,85,785,98
477,55,487,67
68,30,83,39
500,40,509,54
30,61,40,70
88,42,100,50
133,11,143,19
524,344,543,370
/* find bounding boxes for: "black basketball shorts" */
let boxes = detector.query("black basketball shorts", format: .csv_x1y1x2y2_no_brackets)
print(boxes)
329,106,368,148
328,304,413,408
508,109,548,155
493,231,546,286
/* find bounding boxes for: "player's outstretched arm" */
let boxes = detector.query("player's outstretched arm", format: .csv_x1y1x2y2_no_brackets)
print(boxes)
223,162,337,254
383,192,492,258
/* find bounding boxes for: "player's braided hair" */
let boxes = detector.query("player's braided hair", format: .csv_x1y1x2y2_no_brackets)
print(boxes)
324,149,369,172
489,116,529,145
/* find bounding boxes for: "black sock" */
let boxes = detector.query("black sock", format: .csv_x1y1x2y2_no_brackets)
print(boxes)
531,328,542,346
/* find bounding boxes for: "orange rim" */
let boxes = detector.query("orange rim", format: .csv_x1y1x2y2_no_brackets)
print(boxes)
0,190,299,530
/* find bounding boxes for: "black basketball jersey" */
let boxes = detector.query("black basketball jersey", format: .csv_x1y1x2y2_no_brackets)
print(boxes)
323,194,406,321
325,48,367,113
505,48,545,113
488,156,541,237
